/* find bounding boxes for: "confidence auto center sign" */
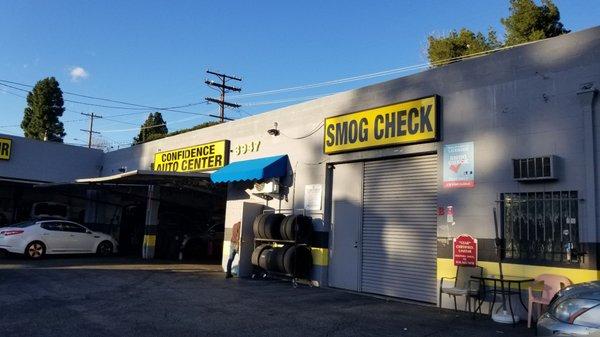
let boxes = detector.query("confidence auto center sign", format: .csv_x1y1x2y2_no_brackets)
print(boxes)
153,140,230,172
324,95,439,154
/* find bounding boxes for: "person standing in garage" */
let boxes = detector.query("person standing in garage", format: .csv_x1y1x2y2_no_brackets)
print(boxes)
225,221,241,278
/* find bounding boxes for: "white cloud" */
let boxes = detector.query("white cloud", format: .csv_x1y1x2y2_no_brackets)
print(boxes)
69,66,89,81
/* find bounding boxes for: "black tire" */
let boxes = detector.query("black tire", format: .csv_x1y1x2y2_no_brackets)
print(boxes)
251,244,271,266
25,241,45,259
279,215,292,240
258,247,273,270
263,213,285,239
96,241,114,256
296,216,313,243
266,248,280,272
280,215,313,242
275,245,291,273
283,245,312,278
252,214,268,238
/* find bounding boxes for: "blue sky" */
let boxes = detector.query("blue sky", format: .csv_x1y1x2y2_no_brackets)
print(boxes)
0,0,598,149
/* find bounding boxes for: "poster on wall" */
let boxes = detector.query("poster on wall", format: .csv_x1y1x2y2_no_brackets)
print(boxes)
453,234,478,267
443,142,475,188
304,184,323,211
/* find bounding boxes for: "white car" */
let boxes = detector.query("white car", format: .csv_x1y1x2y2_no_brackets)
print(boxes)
0,220,118,258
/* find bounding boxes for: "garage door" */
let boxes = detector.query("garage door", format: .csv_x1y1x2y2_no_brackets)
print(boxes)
361,154,438,303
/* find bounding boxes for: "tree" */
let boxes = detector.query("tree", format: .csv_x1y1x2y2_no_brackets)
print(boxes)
427,28,501,66
501,0,569,46
21,77,66,142
133,112,168,144
426,0,569,67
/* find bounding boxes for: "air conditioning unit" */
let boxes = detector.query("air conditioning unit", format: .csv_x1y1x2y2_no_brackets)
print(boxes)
513,155,558,182
251,179,280,195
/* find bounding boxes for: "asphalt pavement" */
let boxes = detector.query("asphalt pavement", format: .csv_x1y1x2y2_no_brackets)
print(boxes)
0,256,534,337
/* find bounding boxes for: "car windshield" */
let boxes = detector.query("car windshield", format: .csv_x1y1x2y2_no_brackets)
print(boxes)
9,221,36,228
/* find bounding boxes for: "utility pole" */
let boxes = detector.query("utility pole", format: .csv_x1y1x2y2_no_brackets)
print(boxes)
80,112,102,149
205,70,241,122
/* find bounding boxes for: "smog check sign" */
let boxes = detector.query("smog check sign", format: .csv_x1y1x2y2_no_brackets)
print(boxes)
0,137,11,160
153,140,230,172
453,234,478,267
324,95,439,154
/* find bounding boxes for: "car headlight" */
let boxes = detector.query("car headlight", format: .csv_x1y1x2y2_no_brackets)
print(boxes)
551,298,600,324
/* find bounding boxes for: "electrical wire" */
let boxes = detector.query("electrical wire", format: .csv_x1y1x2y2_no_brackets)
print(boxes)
279,121,325,140
0,82,209,117
228,41,540,99
1,38,539,115
0,79,207,111
0,38,542,134
241,94,329,107
98,111,218,133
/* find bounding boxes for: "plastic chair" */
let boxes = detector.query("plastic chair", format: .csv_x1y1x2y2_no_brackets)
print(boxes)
527,274,571,328
439,266,483,312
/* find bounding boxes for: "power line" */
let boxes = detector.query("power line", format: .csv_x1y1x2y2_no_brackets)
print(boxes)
97,111,217,133
0,79,207,112
1,38,541,129
0,81,209,117
227,40,542,100
204,70,241,122
80,112,102,148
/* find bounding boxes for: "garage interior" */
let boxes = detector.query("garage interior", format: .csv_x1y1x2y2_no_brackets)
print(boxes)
0,172,227,263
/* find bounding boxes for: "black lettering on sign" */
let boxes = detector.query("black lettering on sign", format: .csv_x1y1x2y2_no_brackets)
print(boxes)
420,105,433,132
326,124,335,146
359,118,368,142
374,115,384,139
397,110,407,136
408,108,419,135
335,122,349,145
385,112,395,139
348,120,358,143
0,143,8,156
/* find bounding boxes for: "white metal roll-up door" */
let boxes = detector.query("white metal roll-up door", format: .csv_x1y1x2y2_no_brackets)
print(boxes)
361,154,438,303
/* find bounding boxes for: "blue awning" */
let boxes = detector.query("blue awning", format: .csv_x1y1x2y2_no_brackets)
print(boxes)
210,155,289,183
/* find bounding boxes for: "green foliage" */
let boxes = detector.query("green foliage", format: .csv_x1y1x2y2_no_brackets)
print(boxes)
21,77,66,142
426,0,568,67
501,0,569,46
427,28,501,66
133,112,168,144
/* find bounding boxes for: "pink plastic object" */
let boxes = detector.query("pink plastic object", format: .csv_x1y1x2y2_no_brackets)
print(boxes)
527,274,572,328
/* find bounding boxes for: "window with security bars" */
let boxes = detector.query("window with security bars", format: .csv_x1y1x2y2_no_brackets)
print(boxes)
502,191,579,264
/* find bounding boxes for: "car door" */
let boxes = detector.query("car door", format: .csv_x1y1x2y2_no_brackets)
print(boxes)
39,222,69,253
60,222,95,252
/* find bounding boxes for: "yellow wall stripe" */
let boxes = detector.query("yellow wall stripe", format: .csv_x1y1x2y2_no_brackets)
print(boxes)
143,234,156,247
311,247,329,266
437,258,599,284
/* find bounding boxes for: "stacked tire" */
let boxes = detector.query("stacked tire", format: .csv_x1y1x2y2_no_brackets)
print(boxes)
280,214,313,243
253,213,286,239
252,213,313,243
251,244,312,279
251,213,314,279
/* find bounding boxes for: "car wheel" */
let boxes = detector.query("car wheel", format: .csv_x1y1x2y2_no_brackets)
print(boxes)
96,241,113,256
25,241,45,259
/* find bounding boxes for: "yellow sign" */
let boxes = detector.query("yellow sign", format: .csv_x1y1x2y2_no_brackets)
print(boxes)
153,140,230,172
324,96,439,154
0,137,11,160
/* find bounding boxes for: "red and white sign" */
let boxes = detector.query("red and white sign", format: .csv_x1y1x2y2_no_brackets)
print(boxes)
453,234,478,267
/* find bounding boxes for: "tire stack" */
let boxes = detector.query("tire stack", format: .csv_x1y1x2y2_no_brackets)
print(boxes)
251,213,313,279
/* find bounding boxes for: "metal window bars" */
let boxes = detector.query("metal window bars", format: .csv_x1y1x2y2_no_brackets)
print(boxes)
502,191,580,264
